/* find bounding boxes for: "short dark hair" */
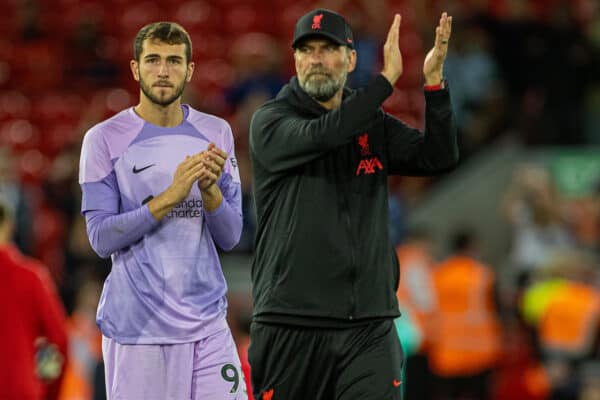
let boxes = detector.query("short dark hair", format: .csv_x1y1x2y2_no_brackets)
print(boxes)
133,22,192,63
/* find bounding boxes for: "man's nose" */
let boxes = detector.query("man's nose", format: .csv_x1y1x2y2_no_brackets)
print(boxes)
308,49,324,64
157,61,169,77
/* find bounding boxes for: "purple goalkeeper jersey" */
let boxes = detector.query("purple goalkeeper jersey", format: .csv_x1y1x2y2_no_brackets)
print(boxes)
78,105,242,345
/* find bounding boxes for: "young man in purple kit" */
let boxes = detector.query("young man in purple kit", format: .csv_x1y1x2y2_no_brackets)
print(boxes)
79,22,247,399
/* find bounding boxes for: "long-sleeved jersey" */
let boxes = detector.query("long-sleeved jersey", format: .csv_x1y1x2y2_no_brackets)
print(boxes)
79,105,242,344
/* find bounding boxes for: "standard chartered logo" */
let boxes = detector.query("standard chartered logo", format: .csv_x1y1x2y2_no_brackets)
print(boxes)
166,198,203,218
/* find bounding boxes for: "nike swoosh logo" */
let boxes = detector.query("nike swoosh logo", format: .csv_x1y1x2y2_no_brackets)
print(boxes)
132,164,155,174
393,379,402,387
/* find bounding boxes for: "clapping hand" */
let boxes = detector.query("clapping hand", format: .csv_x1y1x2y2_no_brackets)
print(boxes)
381,14,403,86
197,143,227,192
423,12,453,86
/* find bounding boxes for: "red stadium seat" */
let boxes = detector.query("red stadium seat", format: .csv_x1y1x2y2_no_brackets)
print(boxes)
119,2,164,38
276,3,312,39
1,119,41,152
52,1,108,39
41,122,80,157
191,33,227,61
193,58,234,91
33,92,85,125
12,41,64,92
173,1,224,34
0,91,31,121
223,5,259,35
17,148,50,183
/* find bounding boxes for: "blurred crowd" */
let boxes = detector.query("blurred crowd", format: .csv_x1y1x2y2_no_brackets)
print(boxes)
0,0,599,399
395,162,600,400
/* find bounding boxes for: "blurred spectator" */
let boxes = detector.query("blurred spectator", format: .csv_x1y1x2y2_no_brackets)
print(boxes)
443,16,508,159
525,250,600,399
0,147,33,254
63,10,120,90
16,0,45,42
225,33,285,252
395,228,437,400
0,198,68,400
58,274,103,400
45,142,110,312
225,33,286,112
581,0,600,144
502,164,574,287
579,362,600,400
490,0,596,146
388,192,407,246
430,228,502,400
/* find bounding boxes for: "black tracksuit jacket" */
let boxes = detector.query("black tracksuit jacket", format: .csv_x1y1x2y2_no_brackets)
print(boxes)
249,74,458,327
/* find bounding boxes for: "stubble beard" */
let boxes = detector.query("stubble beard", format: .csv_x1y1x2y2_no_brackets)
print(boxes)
139,71,187,107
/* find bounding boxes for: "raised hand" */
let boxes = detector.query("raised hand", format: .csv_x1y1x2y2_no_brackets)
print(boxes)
168,151,208,202
423,12,453,85
381,14,403,86
197,143,228,191
148,146,228,220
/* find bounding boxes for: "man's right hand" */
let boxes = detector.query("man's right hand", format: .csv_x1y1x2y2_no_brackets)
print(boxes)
167,152,208,202
381,14,403,87
148,152,207,221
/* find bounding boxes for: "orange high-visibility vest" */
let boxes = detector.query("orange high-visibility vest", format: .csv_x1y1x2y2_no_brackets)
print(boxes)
58,312,102,400
538,282,600,358
396,243,437,351
429,255,501,377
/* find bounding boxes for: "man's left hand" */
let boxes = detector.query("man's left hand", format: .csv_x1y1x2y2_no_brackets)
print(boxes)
423,12,453,86
198,143,227,191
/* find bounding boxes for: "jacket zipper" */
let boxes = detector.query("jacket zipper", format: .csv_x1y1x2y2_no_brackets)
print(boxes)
341,191,356,320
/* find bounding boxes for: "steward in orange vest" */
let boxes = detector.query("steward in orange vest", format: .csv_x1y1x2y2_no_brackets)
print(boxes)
395,229,437,400
537,271,600,361
430,230,502,399
396,229,437,352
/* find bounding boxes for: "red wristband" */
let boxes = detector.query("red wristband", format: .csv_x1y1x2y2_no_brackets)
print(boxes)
424,82,443,91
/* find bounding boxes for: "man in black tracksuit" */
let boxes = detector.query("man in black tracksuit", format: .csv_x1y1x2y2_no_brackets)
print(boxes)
248,8,458,400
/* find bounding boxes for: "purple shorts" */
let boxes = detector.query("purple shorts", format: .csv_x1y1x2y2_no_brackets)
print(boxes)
102,327,247,400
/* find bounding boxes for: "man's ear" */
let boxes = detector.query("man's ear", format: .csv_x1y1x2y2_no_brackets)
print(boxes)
347,49,357,73
186,61,195,82
130,60,140,82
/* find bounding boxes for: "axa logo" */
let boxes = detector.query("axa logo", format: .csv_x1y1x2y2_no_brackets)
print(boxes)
356,157,383,175
312,13,323,29
356,132,383,175
358,133,370,156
